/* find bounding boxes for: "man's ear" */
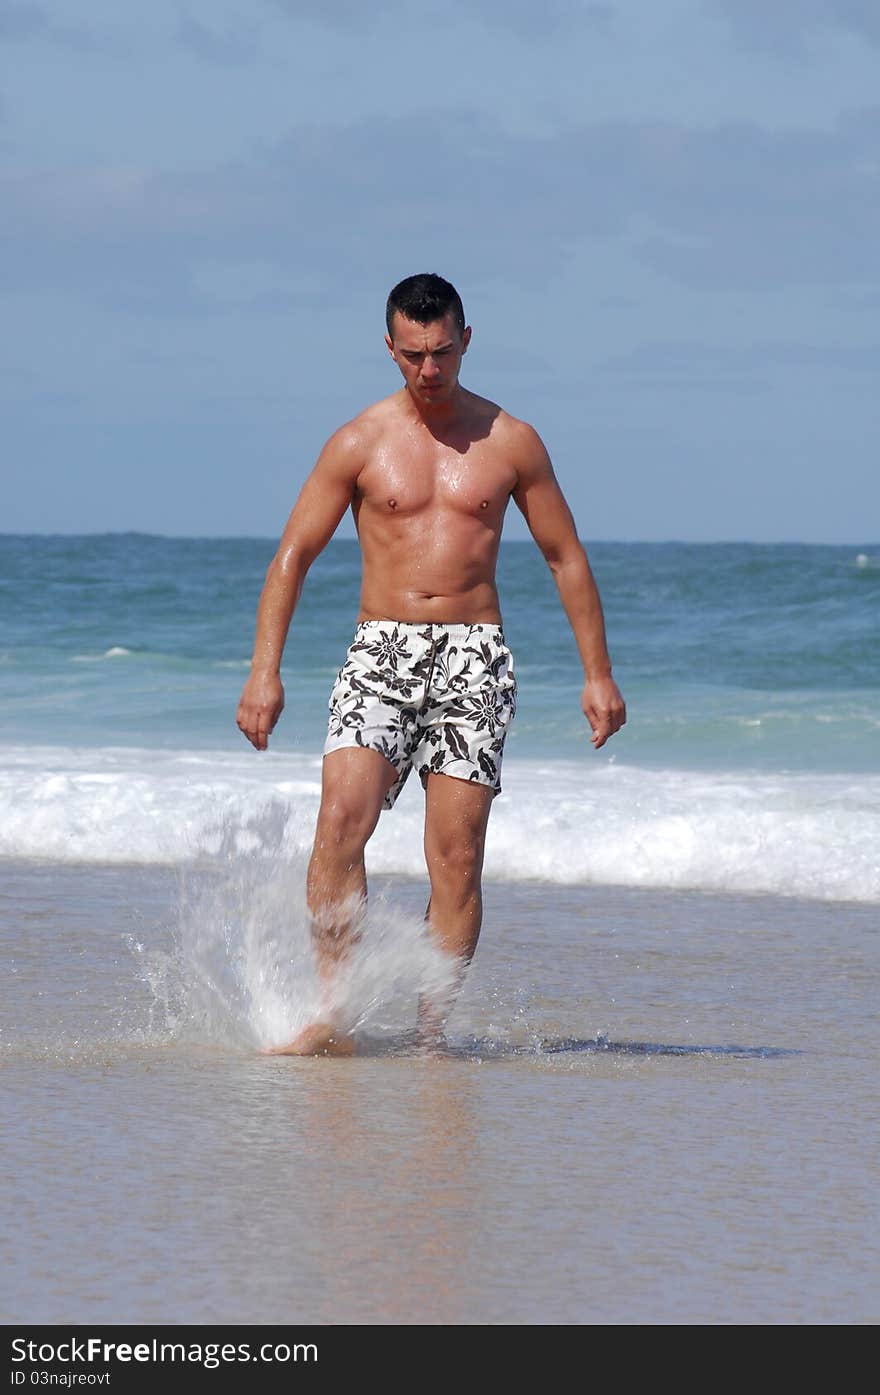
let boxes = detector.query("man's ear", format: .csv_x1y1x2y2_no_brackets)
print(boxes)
462,325,472,354
384,333,395,358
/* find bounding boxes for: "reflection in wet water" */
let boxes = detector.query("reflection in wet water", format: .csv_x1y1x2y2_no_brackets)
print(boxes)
354,1031,802,1061
3,863,877,1324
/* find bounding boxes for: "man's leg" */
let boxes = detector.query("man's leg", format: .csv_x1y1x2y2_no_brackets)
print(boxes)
267,745,397,1055
419,773,494,1041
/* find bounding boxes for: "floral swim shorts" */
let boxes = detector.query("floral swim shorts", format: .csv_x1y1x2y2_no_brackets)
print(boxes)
324,620,517,809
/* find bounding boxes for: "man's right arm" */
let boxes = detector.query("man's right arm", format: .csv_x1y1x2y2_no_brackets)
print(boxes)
236,426,364,751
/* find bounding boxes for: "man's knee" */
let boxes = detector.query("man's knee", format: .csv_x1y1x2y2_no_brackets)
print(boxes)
315,794,381,854
425,828,485,882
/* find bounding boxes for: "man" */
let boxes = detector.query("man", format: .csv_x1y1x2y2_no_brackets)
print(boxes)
236,273,626,1055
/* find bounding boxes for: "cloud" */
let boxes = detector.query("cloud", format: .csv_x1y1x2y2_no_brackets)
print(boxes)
268,0,614,40
598,339,880,387
717,0,880,54
176,7,260,65
0,0,46,39
2,106,878,312
624,108,880,288
0,0,98,48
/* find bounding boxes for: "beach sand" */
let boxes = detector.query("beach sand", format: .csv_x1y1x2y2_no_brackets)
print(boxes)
2,860,877,1325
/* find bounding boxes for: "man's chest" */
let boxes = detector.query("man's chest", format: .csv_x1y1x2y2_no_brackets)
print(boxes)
357,445,516,518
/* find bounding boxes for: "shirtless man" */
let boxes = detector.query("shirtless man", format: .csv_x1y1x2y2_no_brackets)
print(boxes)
236,273,626,1055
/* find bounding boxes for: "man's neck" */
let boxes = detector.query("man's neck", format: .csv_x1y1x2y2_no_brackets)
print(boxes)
404,383,468,430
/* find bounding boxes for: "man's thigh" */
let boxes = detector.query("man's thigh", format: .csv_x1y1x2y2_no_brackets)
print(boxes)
423,772,494,859
318,746,400,825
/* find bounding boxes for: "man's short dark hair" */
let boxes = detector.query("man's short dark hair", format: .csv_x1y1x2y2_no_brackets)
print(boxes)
385,273,465,339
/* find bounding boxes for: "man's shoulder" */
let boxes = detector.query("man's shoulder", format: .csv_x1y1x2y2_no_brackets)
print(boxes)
478,397,548,465
468,399,553,494
319,395,400,465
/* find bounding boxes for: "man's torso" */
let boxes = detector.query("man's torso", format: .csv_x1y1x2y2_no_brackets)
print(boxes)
350,389,520,625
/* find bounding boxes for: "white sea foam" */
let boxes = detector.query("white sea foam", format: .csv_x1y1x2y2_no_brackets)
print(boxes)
132,820,457,1051
1,744,878,903
71,646,134,663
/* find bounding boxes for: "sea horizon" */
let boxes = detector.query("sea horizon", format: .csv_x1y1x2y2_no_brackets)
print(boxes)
4,529,879,547
1,534,878,901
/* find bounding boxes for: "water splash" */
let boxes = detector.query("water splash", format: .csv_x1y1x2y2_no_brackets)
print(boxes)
132,802,458,1052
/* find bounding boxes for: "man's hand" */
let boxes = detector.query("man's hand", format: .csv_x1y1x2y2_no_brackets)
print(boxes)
237,671,285,751
582,674,626,750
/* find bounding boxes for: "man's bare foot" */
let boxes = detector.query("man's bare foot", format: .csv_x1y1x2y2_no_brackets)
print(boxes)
263,1022,355,1057
415,996,452,1047
411,1020,449,1054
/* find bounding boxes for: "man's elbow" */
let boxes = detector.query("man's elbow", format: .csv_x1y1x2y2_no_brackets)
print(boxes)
544,540,588,580
268,542,311,586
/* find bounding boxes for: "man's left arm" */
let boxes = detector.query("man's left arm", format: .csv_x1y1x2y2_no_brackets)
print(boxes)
511,423,626,749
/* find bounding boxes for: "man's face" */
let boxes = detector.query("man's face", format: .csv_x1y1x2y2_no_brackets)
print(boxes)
385,311,471,405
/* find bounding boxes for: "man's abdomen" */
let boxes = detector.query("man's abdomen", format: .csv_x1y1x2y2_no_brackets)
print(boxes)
356,515,505,624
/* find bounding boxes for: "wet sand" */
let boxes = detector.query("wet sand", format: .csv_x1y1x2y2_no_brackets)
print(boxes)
2,862,878,1324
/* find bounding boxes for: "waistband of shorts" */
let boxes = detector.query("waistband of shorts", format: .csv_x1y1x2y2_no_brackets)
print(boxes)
354,618,506,640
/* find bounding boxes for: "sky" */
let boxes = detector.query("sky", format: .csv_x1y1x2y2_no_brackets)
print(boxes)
2,0,878,542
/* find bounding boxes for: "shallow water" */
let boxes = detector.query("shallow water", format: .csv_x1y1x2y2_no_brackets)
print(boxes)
2,862,877,1324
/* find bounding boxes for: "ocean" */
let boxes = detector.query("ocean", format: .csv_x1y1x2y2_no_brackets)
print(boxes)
2,535,878,899
3,534,879,1325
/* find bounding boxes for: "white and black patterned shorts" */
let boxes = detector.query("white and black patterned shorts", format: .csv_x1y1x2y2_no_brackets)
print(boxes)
324,620,517,810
